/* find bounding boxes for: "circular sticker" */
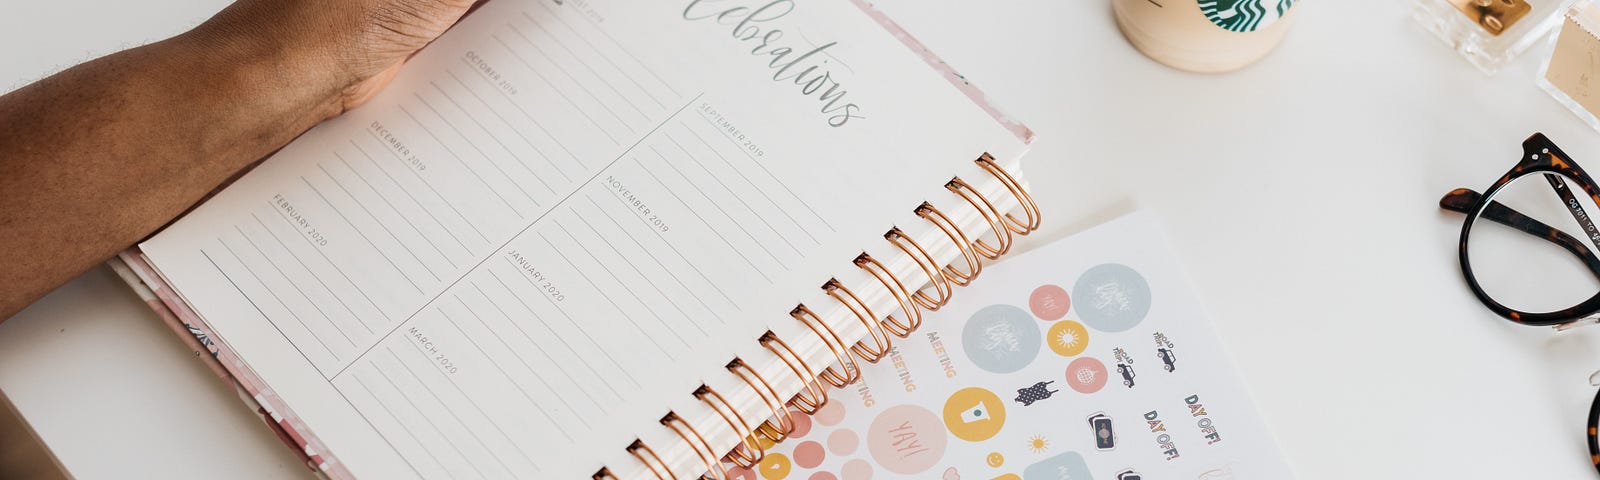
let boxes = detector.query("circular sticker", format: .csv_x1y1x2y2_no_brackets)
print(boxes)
841,459,874,480
868,405,947,474
1045,320,1090,357
815,400,846,426
795,441,826,469
962,304,1042,374
828,429,859,455
1064,357,1109,394
1028,285,1071,321
987,452,1005,467
1200,0,1294,32
757,452,792,480
1072,264,1151,332
941,387,1007,442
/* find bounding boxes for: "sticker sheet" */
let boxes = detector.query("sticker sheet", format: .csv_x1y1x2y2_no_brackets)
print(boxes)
736,212,1292,480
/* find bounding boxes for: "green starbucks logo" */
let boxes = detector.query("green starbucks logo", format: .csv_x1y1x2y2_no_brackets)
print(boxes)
1199,0,1294,32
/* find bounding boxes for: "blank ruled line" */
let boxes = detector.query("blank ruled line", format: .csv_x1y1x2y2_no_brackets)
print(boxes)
672,126,819,243
414,91,551,202
329,379,426,477
386,345,530,474
650,146,790,269
233,224,358,348
358,130,494,244
448,65,585,178
349,374,457,479
428,81,567,191
630,156,773,284
369,362,488,480
397,104,527,218
330,93,703,381
265,203,393,322
684,119,836,232
535,230,680,360
549,220,697,347
317,164,451,280
521,15,656,117
436,307,575,442
332,152,467,264
490,34,621,145
467,281,606,406
507,23,641,132
523,9,669,110
510,22,650,125
494,263,640,386
382,345,518,476
536,3,682,98
664,133,806,256
454,294,592,429
251,212,379,334
484,267,629,396
583,193,737,311
201,249,331,379
671,127,821,245
214,240,339,361
566,210,714,335
301,176,432,291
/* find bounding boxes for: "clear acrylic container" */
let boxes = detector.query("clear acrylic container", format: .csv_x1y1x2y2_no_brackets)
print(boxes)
1539,1,1600,132
1414,0,1578,74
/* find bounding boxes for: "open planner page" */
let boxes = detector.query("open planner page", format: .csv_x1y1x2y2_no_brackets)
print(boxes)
140,0,1027,477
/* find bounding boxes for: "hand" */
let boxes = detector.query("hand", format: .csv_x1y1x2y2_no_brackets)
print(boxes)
190,0,480,115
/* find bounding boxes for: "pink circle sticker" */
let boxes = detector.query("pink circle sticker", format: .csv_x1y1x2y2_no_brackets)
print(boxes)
795,441,826,469
1064,357,1109,394
1029,285,1071,321
815,401,847,426
841,459,874,480
791,411,814,438
828,428,860,455
808,472,838,480
867,405,948,474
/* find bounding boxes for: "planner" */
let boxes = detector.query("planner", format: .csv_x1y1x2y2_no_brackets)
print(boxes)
116,0,1039,478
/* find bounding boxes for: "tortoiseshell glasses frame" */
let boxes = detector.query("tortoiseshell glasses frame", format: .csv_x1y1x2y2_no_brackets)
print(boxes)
1437,132,1600,474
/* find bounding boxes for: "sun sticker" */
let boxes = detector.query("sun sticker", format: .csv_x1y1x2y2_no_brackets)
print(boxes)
1027,434,1050,453
1046,320,1090,357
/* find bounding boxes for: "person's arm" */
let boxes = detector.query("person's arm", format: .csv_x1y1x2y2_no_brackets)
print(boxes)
0,0,476,320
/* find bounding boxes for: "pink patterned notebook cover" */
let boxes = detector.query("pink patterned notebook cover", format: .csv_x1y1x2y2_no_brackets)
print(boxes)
110,2,1033,477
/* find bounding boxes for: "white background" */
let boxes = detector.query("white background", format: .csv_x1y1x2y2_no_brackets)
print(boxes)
3,0,1597,478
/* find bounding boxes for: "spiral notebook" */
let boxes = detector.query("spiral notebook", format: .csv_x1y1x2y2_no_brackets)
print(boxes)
115,0,1037,478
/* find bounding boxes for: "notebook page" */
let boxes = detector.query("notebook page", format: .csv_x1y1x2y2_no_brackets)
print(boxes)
139,0,1027,478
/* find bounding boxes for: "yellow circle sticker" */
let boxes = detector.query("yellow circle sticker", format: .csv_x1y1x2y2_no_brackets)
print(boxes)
1046,320,1090,357
757,452,791,480
942,387,1007,442
986,451,1005,467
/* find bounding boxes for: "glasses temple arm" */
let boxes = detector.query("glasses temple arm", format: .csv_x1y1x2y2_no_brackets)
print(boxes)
1440,188,1600,279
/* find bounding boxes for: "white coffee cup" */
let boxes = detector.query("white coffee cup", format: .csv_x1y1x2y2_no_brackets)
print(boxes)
1113,0,1298,73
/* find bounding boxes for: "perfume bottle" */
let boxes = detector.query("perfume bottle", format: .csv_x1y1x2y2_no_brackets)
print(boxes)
1539,1,1600,132
1414,0,1578,74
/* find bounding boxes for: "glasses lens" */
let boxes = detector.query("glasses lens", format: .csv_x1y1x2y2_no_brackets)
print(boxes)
1466,172,1600,314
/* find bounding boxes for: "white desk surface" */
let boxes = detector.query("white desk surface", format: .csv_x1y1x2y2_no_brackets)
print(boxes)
3,0,1596,478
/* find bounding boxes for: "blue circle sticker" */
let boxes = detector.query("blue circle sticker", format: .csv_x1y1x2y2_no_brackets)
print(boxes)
1072,263,1152,332
961,304,1041,374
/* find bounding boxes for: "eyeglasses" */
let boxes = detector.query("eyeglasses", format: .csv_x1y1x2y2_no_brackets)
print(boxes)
1438,132,1600,474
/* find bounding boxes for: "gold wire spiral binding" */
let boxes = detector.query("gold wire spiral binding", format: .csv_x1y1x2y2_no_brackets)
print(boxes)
946,177,1013,259
824,279,893,362
624,440,674,480
854,253,920,337
607,155,1038,479
694,385,763,468
727,358,795,445
791,305,862,387
592,467,619,480
976,154,1041,234
661,412,726,480
759,331,827,414
916,202,983,286
885,228,953,311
